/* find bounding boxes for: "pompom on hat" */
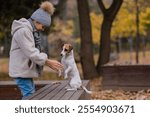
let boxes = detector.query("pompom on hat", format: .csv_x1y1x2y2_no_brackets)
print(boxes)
31,1,55,27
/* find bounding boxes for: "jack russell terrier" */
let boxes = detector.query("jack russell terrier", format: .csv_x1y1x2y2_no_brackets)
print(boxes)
59,44,92,94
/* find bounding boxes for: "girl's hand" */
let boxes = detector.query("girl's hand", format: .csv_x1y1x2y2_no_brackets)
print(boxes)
45,59,63,72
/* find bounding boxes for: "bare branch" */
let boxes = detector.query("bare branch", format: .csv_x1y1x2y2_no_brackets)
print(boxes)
97,0,106,14
108,0,123,18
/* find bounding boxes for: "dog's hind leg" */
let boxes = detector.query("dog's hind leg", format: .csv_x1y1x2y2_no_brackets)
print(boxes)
66,88,77,91
65,85,71,89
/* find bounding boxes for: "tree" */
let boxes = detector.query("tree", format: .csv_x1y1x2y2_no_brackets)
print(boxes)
96,0,123,74
77,0,99,79
0,0,42,56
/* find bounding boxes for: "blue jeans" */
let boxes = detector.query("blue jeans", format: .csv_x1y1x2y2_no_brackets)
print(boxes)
14,77,35,99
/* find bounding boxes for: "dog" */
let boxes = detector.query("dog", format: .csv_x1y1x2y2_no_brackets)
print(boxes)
59,44,92,94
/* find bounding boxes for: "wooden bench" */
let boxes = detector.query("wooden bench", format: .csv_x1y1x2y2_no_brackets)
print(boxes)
0,80,50,100
0,81,21,100
25,80,91,100
101,64,150,90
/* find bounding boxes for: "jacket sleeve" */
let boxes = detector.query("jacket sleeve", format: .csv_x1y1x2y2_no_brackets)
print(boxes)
15,28,48,66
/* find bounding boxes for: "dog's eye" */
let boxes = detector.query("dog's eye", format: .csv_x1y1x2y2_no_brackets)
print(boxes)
64,49,68,51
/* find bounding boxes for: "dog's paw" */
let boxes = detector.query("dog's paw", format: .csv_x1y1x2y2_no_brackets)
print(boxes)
66,88,77,91
58,73,61,77
64,74,68,79
58,69,62,77
65,86,70,89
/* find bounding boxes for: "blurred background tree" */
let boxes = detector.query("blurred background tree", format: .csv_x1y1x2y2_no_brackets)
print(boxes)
96,0,123,74
0,0,42,57
77,0,99,79
1,0,150,80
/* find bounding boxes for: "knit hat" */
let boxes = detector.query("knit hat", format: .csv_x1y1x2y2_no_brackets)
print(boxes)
31,1,55,27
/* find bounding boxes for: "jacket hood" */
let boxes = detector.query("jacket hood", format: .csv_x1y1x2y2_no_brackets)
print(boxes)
11,18,33,35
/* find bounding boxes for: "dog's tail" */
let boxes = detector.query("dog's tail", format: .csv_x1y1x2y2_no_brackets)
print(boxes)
81,85,92,94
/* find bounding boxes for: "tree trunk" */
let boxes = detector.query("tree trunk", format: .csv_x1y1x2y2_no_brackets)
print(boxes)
97,0,123,74
97,19,112,73
77,0,99,79
135,0,140,63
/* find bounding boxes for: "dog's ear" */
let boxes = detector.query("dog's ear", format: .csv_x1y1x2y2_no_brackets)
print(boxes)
61,43,65,49
68,44,73,51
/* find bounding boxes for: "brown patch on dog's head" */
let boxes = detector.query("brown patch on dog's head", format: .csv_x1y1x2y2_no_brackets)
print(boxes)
63,44,73,53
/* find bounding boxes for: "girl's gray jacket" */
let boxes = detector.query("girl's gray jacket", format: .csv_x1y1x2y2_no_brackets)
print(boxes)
9,18,48,78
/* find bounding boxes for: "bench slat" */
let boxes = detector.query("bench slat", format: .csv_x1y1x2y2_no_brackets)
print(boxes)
51,88,67,100
32,84,60,100
69,90,83,100
41,81,68,100
25,80,90,100
25,84,52,100
60,91,76,100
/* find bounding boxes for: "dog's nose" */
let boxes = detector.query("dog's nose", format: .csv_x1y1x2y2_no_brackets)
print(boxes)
61,54,63,56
